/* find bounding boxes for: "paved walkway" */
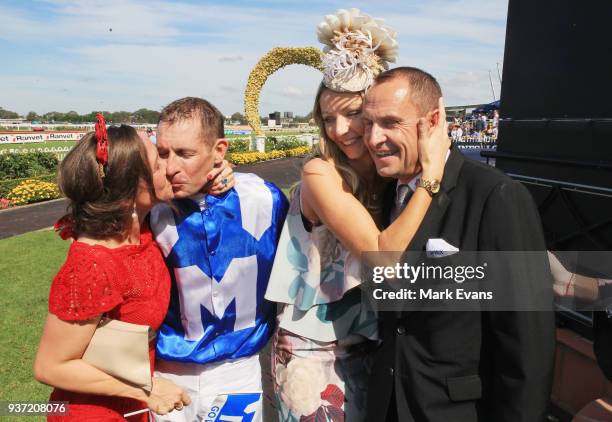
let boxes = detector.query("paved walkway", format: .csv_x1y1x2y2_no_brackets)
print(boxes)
0,157,304,239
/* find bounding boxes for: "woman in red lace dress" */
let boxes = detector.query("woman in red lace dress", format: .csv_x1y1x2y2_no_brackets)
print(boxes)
33,120,232,421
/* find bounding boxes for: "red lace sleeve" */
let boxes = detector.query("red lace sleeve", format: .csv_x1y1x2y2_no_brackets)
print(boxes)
49,245,124,321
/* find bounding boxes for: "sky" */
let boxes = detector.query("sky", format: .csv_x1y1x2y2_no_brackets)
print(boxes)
0,0,509,117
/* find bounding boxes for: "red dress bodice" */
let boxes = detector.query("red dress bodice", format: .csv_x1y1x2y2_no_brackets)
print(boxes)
47,224,170,421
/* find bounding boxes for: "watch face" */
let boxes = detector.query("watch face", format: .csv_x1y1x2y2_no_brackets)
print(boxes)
431,182,440,193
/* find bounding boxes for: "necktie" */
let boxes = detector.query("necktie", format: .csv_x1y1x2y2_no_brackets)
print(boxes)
391,184,412,222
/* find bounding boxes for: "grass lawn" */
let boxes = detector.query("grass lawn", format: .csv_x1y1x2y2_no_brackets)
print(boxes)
0,230,68,404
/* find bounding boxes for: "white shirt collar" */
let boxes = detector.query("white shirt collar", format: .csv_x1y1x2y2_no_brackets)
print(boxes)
396,149,451,193
190,193,208,211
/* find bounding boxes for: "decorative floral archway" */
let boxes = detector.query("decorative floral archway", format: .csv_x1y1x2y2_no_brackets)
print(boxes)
244,47,323,135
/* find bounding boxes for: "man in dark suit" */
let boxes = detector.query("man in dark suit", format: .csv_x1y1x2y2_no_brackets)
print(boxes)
363,67,556,421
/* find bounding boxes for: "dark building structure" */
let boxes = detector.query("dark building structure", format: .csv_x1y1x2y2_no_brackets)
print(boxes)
268,112,281,125
485,0,612,418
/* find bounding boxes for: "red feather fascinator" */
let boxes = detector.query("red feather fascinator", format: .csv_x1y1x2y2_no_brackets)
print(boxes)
94,113,108,178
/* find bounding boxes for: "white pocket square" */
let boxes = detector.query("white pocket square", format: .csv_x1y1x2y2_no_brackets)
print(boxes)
425,238,459,258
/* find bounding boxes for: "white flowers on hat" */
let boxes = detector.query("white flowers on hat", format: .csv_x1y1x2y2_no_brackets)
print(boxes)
317,8,399,92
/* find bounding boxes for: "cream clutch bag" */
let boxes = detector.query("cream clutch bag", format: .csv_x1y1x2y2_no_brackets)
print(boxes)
82,317,155,392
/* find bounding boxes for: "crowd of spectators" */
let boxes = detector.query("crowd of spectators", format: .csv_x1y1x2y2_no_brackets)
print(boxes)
449,109,499,143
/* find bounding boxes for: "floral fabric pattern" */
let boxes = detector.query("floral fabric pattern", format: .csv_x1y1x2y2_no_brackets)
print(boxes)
265,185,378,342
267,185,363,310
271,328,375,422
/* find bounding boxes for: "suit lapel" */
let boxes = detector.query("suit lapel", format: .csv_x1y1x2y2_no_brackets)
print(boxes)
407,148,465,251
398,149,465,316
408,192,451,251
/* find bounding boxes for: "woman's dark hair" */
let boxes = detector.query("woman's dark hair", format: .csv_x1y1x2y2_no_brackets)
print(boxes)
58,125,155,238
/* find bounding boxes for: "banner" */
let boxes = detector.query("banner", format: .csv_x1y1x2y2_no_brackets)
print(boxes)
225,129,252,135
0,132,86,144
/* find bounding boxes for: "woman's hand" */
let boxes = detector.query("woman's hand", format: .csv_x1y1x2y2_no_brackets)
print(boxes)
146,377,191,415
418,97,451,181
548,251,599,300
548,251,574,296
206,160,235,195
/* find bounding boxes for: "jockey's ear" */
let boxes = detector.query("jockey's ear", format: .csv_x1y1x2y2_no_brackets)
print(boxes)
213,138,228,164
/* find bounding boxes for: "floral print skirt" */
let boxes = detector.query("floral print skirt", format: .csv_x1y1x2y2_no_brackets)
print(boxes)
271,327,376,422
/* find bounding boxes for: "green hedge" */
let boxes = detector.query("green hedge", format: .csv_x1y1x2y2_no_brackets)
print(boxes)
0,152,59,180
265,136,308,151
228,139,250,153
0,174,58,198
228,137,309,153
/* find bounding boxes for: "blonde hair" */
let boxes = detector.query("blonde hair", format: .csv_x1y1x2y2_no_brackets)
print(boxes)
304,82,385,207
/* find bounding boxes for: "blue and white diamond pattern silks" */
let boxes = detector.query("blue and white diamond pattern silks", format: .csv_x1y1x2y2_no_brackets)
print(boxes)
150,173,288,365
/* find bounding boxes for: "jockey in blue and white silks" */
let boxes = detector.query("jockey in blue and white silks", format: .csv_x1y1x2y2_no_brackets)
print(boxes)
150,172,288,365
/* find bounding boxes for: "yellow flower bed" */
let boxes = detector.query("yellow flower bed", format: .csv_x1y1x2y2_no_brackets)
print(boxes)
285,146,312,157
229,146,312,165
244,47,323,135
7,179,61,206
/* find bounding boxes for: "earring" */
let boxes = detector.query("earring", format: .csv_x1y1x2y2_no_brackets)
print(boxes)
132,204,137,219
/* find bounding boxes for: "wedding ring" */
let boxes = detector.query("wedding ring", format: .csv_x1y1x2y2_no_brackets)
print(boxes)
221,178,228,186
174,403,184,411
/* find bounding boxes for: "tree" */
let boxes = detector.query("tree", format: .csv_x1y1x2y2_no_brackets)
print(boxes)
132,108,160,124
8,107,164,124
82,111,112,123
293,111,313,123
26,111,40,122
42,111,62,122
230,112,246,124
110,111,132,124
64,111,80,123
0,107,20,119
83,112,99,122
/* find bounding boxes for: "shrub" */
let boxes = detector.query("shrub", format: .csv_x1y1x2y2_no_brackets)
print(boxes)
228,151,268,165
0,152,59,180
0,198,12,209
228,139,250,153
6,179,61,206
228,146,312,165
285,146,312,157
265,136,308,151
0,174,58,199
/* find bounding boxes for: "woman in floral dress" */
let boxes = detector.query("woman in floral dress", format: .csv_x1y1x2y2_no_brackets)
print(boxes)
265,8,450,422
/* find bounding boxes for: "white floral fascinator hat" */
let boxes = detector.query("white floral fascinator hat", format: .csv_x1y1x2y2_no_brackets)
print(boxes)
317,8,399,92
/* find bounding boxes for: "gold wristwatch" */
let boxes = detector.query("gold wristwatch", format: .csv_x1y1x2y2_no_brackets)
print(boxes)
416,178,441,197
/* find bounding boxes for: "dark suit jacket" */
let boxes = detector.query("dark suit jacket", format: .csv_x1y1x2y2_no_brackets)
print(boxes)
367,148,556,422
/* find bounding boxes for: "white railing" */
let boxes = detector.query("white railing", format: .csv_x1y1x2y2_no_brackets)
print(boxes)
0,146,73,161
